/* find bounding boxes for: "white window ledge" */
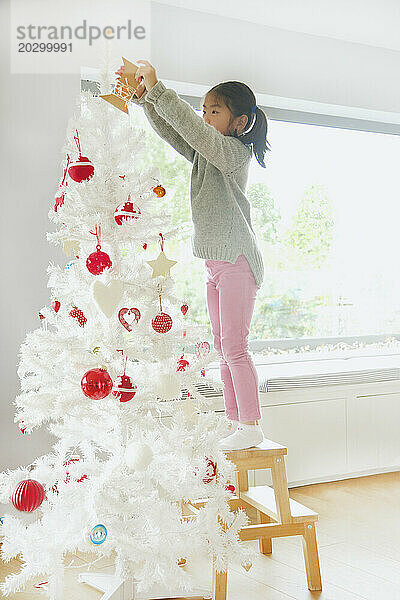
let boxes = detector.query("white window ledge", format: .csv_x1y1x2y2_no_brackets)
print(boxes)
206,352,400,393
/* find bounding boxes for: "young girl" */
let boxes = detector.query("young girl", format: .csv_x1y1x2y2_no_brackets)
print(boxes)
116,60,272,450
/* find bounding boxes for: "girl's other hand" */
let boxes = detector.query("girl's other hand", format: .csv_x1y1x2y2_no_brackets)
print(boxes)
115,65,125,77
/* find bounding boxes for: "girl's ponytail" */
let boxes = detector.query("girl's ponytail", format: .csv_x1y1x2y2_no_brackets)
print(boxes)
205,81,272,168
238,105,272,168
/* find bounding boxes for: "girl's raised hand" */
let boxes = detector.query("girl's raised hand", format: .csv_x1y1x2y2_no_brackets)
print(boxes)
134,59,158,92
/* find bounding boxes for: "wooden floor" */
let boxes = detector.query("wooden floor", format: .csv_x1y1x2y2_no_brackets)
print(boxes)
1,471,400,599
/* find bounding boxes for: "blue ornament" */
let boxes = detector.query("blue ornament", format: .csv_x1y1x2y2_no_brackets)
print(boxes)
65,261,75,271
90,524,107,545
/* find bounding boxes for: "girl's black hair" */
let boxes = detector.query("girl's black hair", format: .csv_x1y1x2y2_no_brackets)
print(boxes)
205,81,272,168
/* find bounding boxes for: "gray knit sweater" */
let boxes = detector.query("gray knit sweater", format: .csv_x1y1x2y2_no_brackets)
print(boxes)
130,79,264,288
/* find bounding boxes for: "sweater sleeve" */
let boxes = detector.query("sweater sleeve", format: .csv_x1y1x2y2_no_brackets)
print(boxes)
144,79,251,173
129,88,195,164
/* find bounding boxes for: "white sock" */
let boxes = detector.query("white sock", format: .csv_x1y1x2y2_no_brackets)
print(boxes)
218,420,263,450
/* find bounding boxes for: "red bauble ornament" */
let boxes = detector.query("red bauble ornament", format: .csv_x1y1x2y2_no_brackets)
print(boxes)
202,457,217,484
142,243,147,250
68,154,94,183
67,130,94,182
86,246,112,275
112,374,137,403
87,224,111,275
52,300,61,313
153,185,166,197
114,198,141,225
180,303,189,316
81,368,113,400
225,484,236,493
68,156,94,182
12,479,45,512
152,312,173,334
69,306,87,327
118,307,141,332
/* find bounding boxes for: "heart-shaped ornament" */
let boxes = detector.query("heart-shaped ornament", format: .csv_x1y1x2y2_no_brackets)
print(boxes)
118,307,141,332
52,300,61,313
195,341,211,359
93,279,124,318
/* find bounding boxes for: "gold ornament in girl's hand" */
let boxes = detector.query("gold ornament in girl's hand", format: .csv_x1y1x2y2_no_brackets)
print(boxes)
100,57,144,114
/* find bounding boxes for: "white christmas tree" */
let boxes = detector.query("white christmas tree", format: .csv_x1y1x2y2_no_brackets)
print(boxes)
0,60,255,600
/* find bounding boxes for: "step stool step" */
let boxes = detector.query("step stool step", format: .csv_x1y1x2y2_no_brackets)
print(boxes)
224,437,287,458
223,438,288,471
240,485,319,523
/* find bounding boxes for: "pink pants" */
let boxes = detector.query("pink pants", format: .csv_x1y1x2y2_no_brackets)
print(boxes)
205,253,261,422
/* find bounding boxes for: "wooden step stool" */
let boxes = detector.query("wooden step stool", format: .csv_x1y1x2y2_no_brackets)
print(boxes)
228,438,322,591
188,437,322,599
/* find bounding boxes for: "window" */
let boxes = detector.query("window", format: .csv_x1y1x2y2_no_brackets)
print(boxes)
128,92,400,351
247,118,400,342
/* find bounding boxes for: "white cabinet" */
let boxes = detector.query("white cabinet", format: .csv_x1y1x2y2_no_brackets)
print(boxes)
255,397,347,486
248,382,400,487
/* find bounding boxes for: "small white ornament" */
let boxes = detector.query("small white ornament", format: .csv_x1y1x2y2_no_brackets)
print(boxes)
93,279,124,318
125,441,153,471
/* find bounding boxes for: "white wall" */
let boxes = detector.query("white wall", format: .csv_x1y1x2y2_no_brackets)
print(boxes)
0,1,81,472
151,1,400,114
1,0,399,475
